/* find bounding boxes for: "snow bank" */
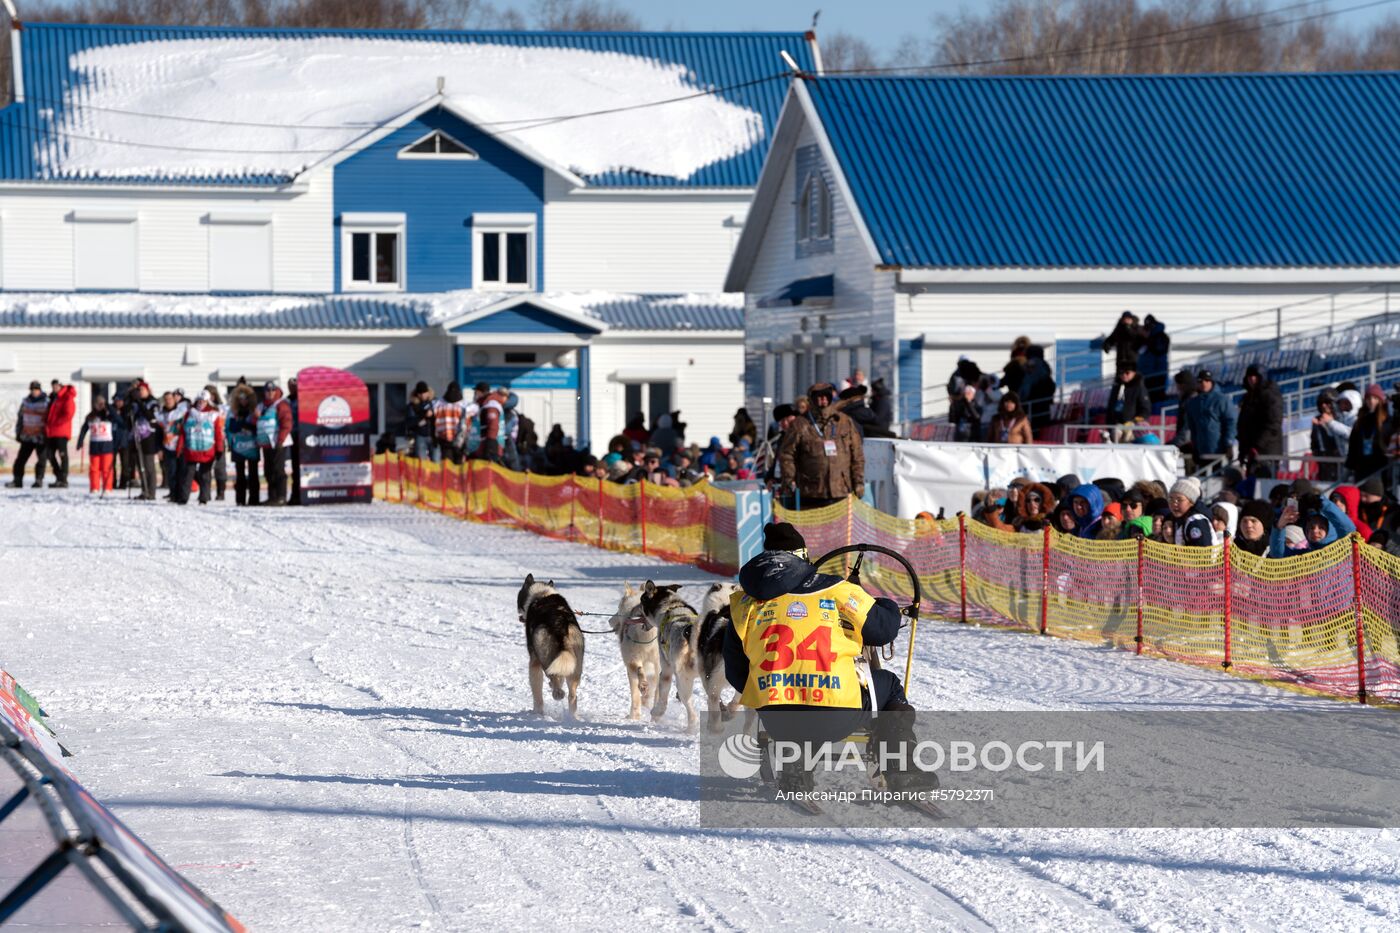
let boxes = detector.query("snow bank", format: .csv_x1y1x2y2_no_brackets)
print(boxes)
52,37,766,182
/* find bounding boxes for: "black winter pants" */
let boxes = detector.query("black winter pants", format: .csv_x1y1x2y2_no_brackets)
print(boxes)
12,440,45,484
234,455,260,506
44,438,68,485
263,446,287,504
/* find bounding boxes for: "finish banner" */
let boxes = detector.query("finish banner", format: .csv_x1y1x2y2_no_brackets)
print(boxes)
297,366,373,505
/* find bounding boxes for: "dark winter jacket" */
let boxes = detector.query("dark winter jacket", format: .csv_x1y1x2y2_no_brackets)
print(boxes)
1174,504,1217,548
949,394,983,441
129,395,164,455
1139,319,1170,380
1018,355,1056,431
76,410,117,455
779,410,864,500
1106,373,1151,425
1237,366,1284,459
1180,386,1237,457
1346,412,1391,479
723,550,901,694
410,397,436,438
1103,317,1146,370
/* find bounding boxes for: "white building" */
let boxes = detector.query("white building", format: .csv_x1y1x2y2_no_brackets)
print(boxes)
727,74,1400,423
0,23,821,451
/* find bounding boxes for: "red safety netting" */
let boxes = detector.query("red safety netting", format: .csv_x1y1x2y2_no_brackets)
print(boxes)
377,455,1398,707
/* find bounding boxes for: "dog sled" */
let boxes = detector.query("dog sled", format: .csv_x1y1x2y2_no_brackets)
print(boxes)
752,543,943,817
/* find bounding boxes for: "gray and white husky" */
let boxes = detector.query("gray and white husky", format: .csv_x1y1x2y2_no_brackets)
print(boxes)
639,580,743,732
609,583,661,721
517,574,585,718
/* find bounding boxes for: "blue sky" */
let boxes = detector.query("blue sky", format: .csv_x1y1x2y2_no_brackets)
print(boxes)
498,0,1400,59
523,0,960,55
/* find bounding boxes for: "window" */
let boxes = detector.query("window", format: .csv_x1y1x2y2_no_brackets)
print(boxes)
384,382,409,435
624,381,673,428
72,211,137,290
504,351,538,365
341,214,405,291
208,214,272,292
398,130,478,160
797,172,832,244
473,213,535,290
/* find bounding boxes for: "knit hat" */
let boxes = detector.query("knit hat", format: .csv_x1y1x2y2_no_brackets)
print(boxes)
1284,525,1307,549
1196,369,1215,382
1169,477,1202,503
1290,479,1317,497
772,403,795,421
1103,502,1123,521
28,380,40,390
763,522,809,559
1367,383,1388,401
197,389,212,404
262,381,278,394
1239,500,1275,530
1361,477,1387,498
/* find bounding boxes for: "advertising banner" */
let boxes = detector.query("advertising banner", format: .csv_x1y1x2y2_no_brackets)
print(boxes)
865,438,1182,519
0,669,66,768
296,366,373,505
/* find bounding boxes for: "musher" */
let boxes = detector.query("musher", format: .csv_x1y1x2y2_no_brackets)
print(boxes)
724,521,937,794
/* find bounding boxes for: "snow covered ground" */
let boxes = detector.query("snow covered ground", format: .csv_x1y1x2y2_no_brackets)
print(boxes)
3,490,1399,931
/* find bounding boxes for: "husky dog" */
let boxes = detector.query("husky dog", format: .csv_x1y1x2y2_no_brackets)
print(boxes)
640,581,743,732
517,574,585,717
697,582,745,730
609,583,662,720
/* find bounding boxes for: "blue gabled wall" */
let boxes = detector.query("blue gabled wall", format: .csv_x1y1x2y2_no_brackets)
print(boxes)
333,107,545,293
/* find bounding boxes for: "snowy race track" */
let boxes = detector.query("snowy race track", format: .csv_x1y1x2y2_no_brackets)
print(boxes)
3,491,1400,932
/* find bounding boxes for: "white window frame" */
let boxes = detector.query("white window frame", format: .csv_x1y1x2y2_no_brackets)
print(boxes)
398,130,479,161
207,212,273,293
341,213,406,292
797,172,833,244
71,209,138,291
472,212,536,291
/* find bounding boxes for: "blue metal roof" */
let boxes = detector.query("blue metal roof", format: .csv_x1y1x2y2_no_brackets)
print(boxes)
1,23,809,187
579,294,743,330
0,294,429,329
803,74,1400,268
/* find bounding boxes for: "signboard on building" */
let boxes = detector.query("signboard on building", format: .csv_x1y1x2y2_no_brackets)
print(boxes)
459,365,578,390
296,366,373,504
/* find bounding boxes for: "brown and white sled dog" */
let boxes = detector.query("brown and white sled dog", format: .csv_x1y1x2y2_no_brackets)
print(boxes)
517,574,585,718
609,583,661,720
640,581,743,732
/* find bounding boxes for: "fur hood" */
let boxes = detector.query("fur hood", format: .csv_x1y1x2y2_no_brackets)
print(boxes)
1016,483,1058,522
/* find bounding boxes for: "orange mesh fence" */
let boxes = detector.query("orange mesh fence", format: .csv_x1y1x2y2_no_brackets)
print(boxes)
374,454,1395,706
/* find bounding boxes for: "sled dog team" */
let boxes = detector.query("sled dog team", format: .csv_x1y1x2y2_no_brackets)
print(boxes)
517,574,741,730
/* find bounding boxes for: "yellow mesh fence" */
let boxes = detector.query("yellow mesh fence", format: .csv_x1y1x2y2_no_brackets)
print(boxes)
370,453,1397,705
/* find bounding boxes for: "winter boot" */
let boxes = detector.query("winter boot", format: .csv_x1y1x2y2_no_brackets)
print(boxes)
777,765,816,795
873,703,940,793
5,480,20,488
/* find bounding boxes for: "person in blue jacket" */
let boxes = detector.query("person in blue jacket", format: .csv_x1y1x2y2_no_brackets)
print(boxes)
1269,489,1356,557
1067,483,1106,538
1178,369,1237,473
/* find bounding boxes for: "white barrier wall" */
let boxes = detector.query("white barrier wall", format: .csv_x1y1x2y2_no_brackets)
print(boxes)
865,438,1183,519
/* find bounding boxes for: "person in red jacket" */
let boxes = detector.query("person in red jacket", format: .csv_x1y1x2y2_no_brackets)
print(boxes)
172,390,225,505
43,380,76,488
471,382,503,463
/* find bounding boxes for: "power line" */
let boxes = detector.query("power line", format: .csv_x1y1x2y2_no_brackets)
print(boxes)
824,0,1400,75
16,71,784,135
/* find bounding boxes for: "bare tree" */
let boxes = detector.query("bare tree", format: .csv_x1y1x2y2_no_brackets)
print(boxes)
820,30,879,72
912,0,1400,75
532,0,641,31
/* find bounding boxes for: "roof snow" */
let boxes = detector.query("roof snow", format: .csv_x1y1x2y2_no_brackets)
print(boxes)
48,37,766,183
